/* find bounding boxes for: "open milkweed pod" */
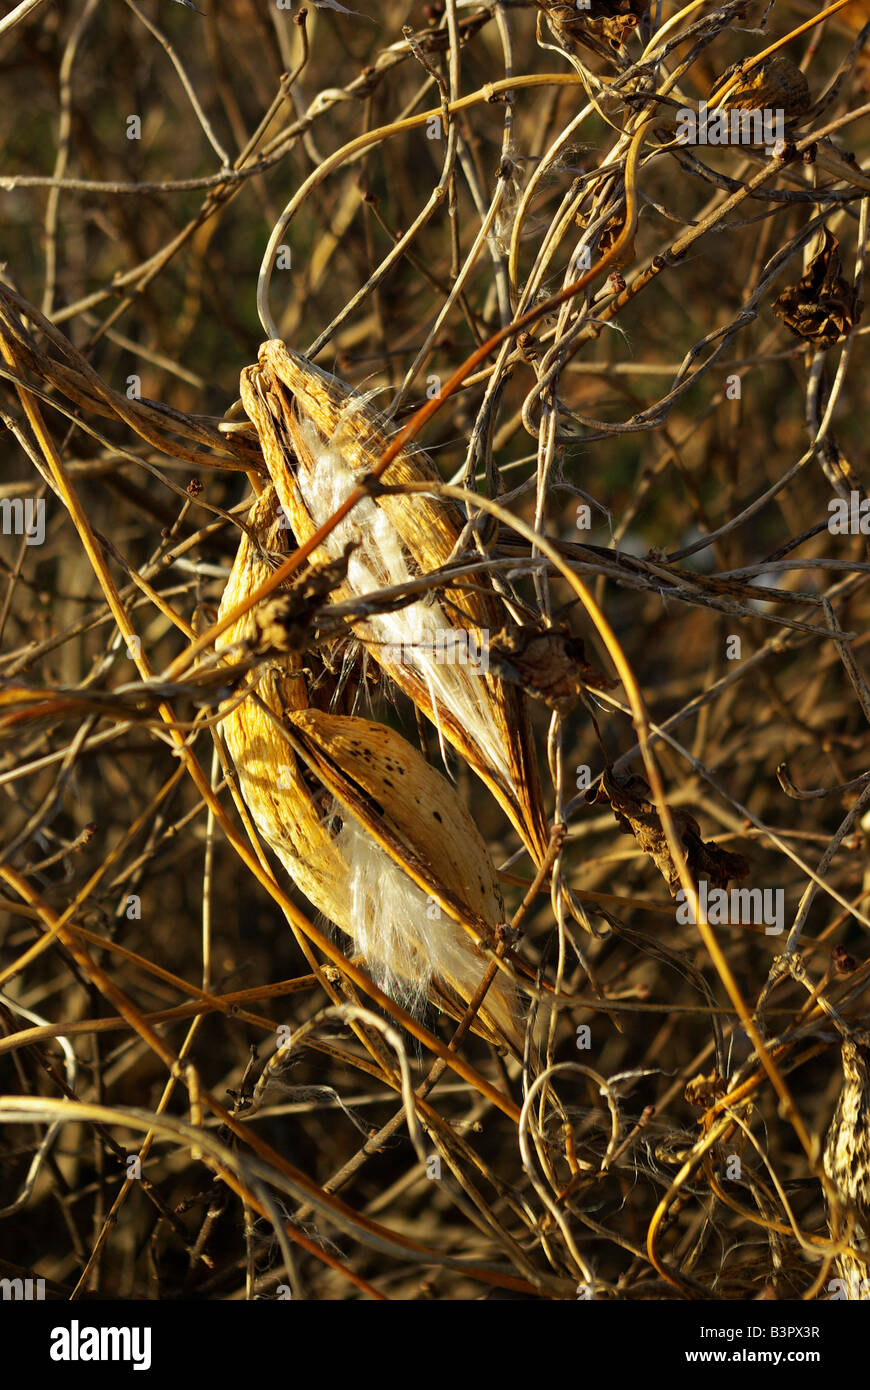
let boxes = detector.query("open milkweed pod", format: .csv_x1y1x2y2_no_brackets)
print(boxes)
214,486,525,1058
239,340,550,868
285,709,525,1058
823,1033,870,1296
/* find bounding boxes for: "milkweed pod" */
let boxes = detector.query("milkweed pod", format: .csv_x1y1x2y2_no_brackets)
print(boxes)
239,340,550,866
823,1032,870,1295
215,487,525,1056
286,708,525,1057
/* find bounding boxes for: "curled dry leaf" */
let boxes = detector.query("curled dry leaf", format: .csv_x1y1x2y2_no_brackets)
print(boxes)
537,0,649,57
239,339,550,865
249,547,357,655
586,767,750,897
772,230,863,349
711,56,811,122
215,486,524,1056
597,211,636,270
574,205,636,268
487,623,616,714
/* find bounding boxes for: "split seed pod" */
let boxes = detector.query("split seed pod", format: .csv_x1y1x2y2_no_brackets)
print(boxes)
823,1033,870,1297
215,486,524,1056
239,340,550,866
285,708,523,1054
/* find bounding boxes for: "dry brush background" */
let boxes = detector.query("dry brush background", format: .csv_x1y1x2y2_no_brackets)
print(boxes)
1,0,869,1300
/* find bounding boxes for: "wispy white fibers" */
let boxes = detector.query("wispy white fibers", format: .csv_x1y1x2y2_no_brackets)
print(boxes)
333,813,501,1020
244,783,519,1047
294,409,507,779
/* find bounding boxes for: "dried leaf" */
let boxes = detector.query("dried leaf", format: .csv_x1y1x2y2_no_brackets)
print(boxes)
537,0,648,57
772,231,863,348
712,56,811,121
487,624,615,714
586,767,750,897
250,545,357,654
597,211,636,268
